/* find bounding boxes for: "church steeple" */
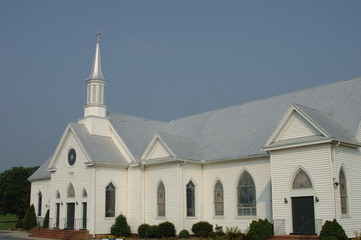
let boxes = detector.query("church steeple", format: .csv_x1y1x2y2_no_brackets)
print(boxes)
88,31,105,81
84,31,107,118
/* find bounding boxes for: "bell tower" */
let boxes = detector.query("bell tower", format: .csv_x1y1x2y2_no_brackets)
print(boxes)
79,31,110,136
84,31,107,118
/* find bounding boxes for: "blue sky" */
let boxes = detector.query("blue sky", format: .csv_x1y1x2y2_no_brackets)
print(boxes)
1,1,361,173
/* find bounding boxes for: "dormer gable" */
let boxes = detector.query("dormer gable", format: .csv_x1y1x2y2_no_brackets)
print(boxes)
263,104,359,151
141,134,176,161
263,105,330,151
277,111,321,142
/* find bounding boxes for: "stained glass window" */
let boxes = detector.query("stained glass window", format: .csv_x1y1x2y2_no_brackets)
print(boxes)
293,169,313,189
340,167,348,215
105,183,115,217
237,171,256,216
186,181,195,217
157,181,165,217
214,180,224,216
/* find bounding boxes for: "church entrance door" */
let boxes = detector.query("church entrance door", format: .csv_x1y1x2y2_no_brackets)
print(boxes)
55,203,60,228
66,203,75,230
292,196,315,235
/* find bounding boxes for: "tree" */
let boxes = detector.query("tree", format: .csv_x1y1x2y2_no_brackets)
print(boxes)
23,204,37,230
0,166,39,219
110,214,131,237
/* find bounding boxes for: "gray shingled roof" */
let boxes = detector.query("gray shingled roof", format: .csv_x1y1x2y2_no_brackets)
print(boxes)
69,122,128,165
30,76,361,180
28,158,51,181
110,77,361,162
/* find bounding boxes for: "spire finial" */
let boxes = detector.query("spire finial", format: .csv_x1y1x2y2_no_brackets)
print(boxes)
96,30,101,43
87,31,105,81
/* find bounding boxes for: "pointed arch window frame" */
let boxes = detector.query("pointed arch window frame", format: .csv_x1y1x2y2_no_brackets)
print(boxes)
339,167,348,215
237,170,256,216
38,191,42,216
186,181,195,217
157,181,166,217
214,180,224,216
67,183,75,198
105,182,116,217
292,168,313,190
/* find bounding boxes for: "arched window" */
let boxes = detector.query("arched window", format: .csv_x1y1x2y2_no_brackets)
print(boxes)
105,183,115,217
214,180,224,216
186,181,195,217
340,167,348,215
68,184,75,198
157,181,165,217
56,190,61,199
237,171,256,216
83,189,88,198
293,169,313,189
38,191,42,216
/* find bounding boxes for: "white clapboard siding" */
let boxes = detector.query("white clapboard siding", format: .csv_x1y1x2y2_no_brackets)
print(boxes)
48,132,94,233
148,140,173,160
270,144,334,235
202,157,271,232
143,162,182,232
336,146,361,237
279,113,320,141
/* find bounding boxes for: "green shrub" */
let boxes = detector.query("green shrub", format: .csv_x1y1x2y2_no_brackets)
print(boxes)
23,204,37,230
43,209,49,229
179,229,190,238
158,221,176,237
192,221,213,237
110,214,131,237
320,219,347,240
225,226,246,240
147,225,160,238
246,219,273,240
138,223,151,238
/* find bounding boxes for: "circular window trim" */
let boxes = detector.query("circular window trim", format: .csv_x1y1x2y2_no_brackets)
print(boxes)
68,148,76,166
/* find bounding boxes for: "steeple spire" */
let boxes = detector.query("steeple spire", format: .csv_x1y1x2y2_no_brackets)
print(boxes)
83,31,107,118
88,30,105,81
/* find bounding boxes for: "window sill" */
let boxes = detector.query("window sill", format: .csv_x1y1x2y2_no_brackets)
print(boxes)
235,215,257,219
213,216,225,219
156,217,167,220
341,214,351,219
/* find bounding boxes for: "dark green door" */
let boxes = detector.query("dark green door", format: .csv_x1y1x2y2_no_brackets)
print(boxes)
67,203,75,229
292,197,315,235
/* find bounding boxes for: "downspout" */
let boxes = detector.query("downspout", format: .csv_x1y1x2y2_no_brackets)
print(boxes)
331,141,340,219
181,161,185,230
201,161,205,220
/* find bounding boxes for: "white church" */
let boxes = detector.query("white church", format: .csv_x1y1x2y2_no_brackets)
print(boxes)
29,36,361,238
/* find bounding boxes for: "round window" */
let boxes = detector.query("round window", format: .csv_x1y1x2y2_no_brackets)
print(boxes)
68,148,76,166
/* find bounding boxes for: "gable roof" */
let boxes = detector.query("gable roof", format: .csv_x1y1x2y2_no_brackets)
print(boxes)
31,76,361,181
28,157,51,181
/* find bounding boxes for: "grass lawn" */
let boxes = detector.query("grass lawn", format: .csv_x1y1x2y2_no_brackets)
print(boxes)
0,214,18,230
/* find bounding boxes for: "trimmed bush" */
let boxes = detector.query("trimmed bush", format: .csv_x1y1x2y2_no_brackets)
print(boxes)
110,214,131,237
23,204,37,230
179,229,190,239
192,221,213,237
320,219,347,240
147,225,160,238
158,221,176,237
138,223,151,238
246,219,273,240
43,209,49,229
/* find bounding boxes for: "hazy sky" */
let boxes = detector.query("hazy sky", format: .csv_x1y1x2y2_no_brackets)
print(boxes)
1,1,361,173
